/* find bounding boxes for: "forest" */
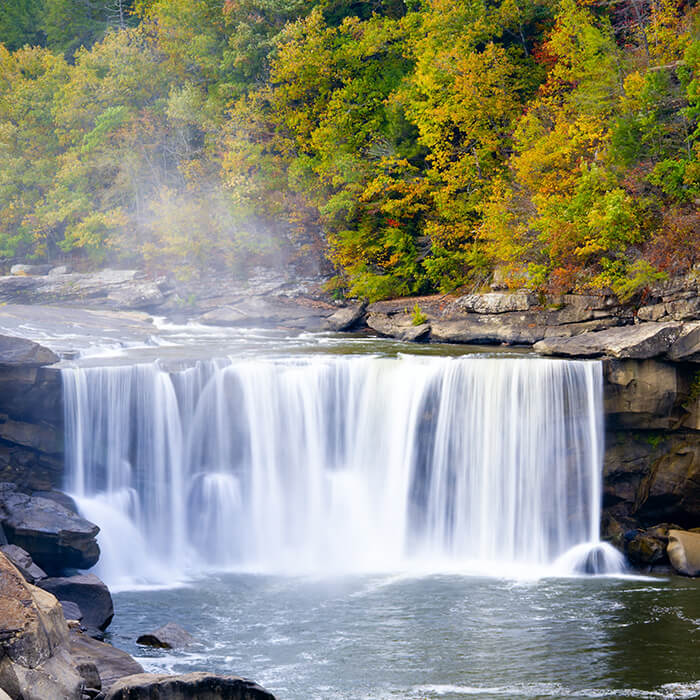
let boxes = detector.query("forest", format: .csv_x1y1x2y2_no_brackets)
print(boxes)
0,0,698,301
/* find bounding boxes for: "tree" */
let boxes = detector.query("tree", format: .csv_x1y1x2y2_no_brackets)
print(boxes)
0,0,45,51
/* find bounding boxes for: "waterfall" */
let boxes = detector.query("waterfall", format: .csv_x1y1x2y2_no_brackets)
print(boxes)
62,354,622,588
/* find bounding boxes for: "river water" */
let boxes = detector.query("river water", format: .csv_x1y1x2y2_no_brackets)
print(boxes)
108,571,700,700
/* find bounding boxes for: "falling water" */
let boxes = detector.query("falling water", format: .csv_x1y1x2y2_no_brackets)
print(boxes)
62,354,622,588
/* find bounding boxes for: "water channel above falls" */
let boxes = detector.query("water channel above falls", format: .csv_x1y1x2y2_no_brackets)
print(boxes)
2,313,697,700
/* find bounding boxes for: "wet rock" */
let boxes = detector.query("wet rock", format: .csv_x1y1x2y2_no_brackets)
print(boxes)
69,627,144,692
624,529,668,566
0,484,100,574
322,302,366,331
534,322,683,359
0,551,83,700
104,672,277,700
137,622,196,649
0,334,58,367
667,530,700,576
39,574,114,633
0,543,47,583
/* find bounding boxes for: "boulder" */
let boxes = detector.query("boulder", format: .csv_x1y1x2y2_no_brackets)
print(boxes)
60,600,83,622
0,484,100,574
624,529,668,566
105,672,276,700
366,313,430,342
451,291,537,314
69,628,144,692
200,296,335,331
106,283,165,310
431,316,544,345
48,265,71,276
137,622,195,649
667,530,700,576
0,335,58,368
667,322,700,362
0,551,83,700
0,544,47,583
534,322,682,359
39,574,114,633
638,298,700,323
322,303,366,331
10,264,50,276
31,490,80,514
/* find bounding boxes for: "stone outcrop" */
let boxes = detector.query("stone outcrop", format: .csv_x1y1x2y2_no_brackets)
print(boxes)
322,302,366,331
534,322,684,359
0,544,47,584
69,629,144,692
602,432,700,530
200,295,337,331
363,291,635,346
0,484,100,574
667,529,700,576
39,574,114,634
366,312,430,342
0,335,58,368
0,269,166,311
0,551,83,700
105,673,276,700
0,335,63,492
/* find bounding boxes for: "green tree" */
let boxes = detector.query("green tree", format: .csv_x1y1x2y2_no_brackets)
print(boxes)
0,0,45,50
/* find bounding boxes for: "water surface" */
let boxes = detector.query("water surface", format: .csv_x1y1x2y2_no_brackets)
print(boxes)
108,572,700,699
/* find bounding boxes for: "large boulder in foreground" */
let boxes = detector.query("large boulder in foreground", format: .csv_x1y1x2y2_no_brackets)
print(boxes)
0,551,83,700
667,529,700,576
0,484,99,574
534,322,682,359
105,672,276,700
39,574,114,633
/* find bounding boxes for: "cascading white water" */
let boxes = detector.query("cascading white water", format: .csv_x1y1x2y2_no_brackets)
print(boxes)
62,354,622,588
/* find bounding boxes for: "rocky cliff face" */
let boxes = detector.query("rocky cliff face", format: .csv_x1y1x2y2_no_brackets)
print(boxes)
0,337,63,492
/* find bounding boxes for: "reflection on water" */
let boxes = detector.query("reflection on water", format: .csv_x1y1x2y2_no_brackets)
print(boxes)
108,573,700,700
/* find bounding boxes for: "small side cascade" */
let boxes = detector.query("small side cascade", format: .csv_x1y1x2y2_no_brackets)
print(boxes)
62,354,623,587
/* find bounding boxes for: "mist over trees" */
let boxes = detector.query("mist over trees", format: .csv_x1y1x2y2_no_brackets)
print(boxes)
0,0,698,299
